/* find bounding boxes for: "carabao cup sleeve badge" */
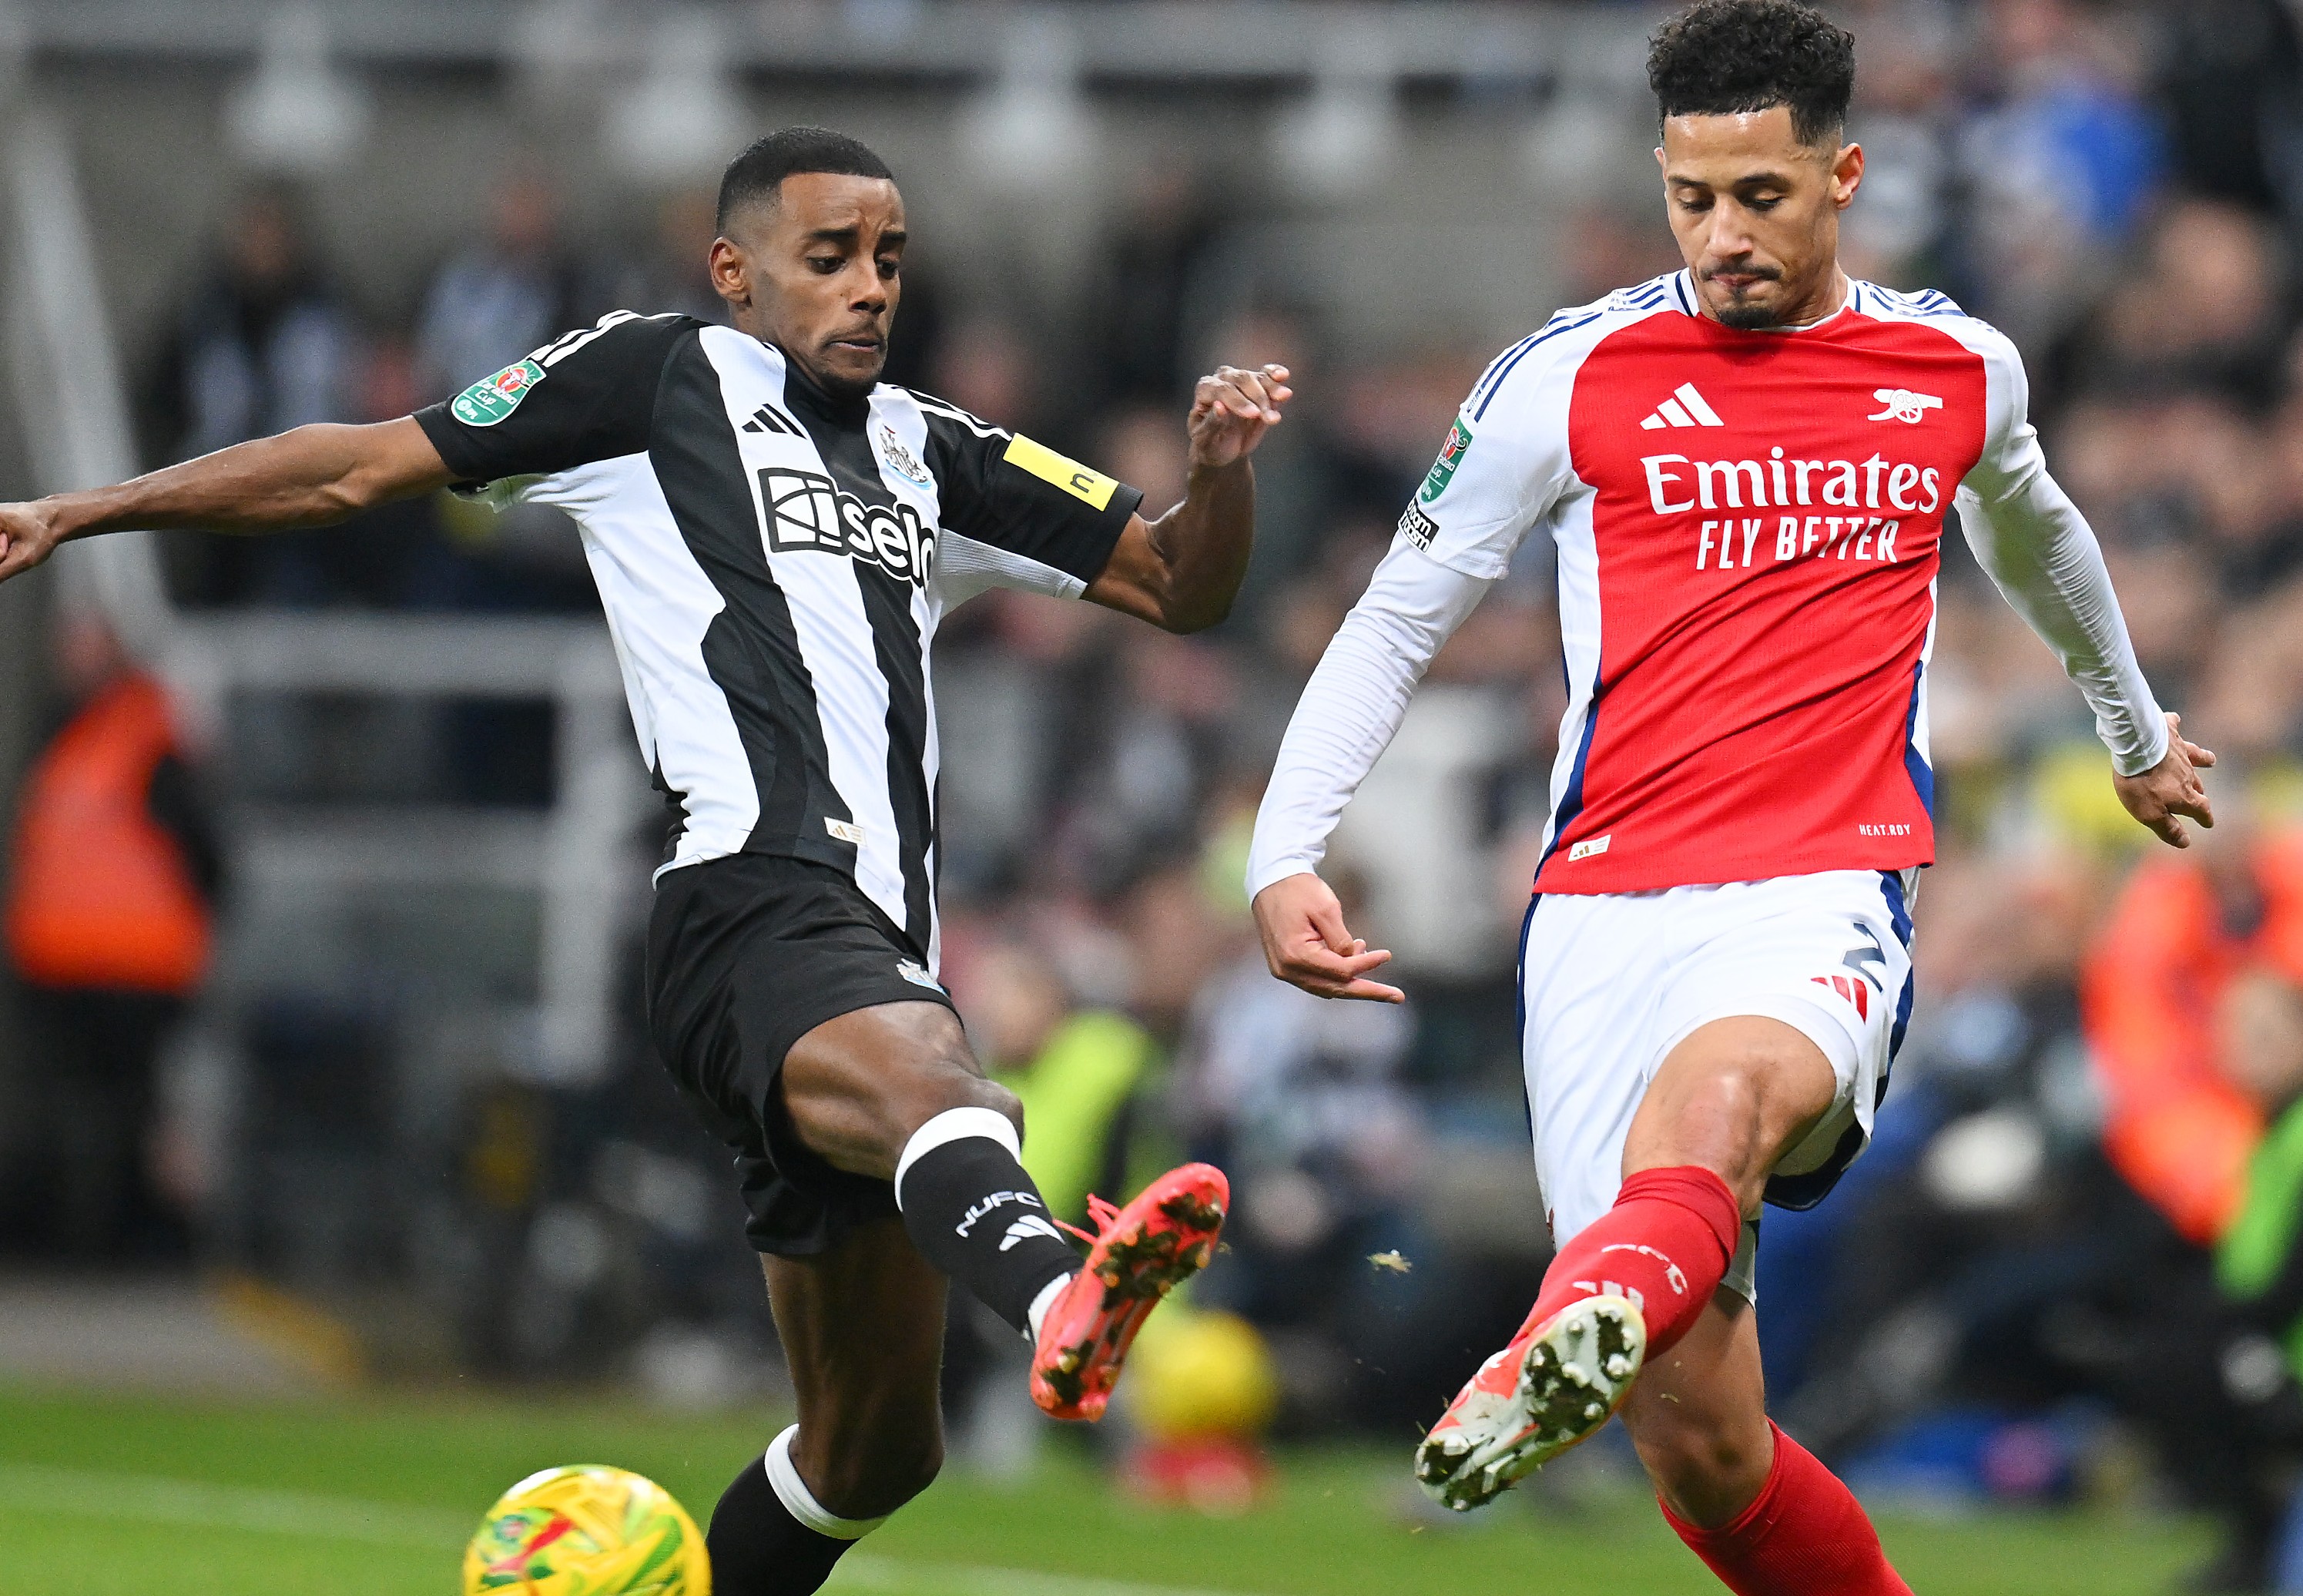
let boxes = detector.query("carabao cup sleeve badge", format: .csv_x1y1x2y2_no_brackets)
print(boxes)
452,359,546,427
1420,417,1473,503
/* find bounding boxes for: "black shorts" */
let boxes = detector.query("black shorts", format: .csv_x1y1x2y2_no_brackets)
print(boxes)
645,852,957,1257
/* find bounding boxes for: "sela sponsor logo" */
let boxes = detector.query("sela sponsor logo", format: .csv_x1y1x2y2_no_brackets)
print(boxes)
878,423,934,488
1644,446,1944,572
1001,1214,1066,1252
897,959,944,993
1420,417,1474,503
1398,501,1440,551
1567,834,1611,862
956,1189,1044,1239
1638,381,1726,431
1869,388,1943,424
761,468,937,585
451,358,545,427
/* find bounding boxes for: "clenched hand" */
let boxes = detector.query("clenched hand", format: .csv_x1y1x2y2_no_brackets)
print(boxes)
1186,364,1291,470
0,501,67,586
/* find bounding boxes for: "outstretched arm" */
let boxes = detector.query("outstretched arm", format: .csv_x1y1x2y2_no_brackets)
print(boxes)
1248,542,1493,1001
0,417,454,585
1962,332,2211,847
1958,462,2213,847
1086,364,1290,634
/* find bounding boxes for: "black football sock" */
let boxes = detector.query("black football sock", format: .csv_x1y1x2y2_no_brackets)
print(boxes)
706,1427,883,1596
893,1106,1082,1337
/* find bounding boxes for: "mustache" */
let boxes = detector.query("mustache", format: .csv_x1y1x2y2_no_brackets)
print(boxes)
1701,262,1783,287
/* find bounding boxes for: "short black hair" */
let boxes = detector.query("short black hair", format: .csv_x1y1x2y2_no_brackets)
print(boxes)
715,126,894,233
1647,0,1855,149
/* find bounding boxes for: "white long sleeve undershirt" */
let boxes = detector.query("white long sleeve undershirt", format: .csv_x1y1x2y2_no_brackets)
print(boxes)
1246,542,1492,899
1956,454,2168,780
1247,487,2169,903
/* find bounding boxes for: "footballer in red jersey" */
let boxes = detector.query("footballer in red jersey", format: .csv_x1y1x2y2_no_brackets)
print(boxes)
1249,2,2211,1591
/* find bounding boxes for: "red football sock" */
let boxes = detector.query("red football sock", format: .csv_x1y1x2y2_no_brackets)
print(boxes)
1528,1165,1740,1356
1661,1423,1912,1595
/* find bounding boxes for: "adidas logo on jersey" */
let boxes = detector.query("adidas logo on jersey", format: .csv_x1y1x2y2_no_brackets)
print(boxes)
1638,383,1726,431
761,467,936,586
1000,1214,1066,1252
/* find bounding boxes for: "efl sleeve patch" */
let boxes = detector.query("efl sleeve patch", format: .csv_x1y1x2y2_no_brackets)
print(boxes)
450,359,546,427
1003,434,1119,511
1419,417,1473,503
416,314,688,486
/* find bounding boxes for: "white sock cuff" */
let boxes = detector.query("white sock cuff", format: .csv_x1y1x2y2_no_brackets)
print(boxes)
892,1106,1021,1207
1024,1271,1072,1344
763,1425,889,1541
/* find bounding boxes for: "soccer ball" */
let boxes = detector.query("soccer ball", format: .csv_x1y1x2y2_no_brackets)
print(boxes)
1125,1307,1279,1441
464,1464,710,1596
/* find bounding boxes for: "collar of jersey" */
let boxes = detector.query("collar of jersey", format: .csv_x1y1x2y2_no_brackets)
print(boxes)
772,342,877,428
1674,270,1860,337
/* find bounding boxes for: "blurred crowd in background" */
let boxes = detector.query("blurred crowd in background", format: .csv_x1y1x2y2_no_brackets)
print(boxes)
14,0,2303,1585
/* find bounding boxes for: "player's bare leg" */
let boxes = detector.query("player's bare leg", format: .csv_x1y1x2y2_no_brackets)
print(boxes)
778,1000,1097,1356
767,1222,951,1519
779,1000,1021,1182
699,1003,1223,1594
1417,1017,1821,1509
1615,1021,1912,1592
769,1225,948,1510
780,1001,1226,1421
705,1217,947,1594
1628,1295,1912,1593
1620,1289,1772,1525
1621,1016,1837,1215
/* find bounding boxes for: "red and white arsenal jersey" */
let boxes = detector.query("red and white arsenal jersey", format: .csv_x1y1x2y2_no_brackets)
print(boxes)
1407,273,2027,894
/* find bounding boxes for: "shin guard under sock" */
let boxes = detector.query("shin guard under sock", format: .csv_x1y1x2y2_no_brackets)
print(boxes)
1530,1165,1741,1356
1661,1422,1912,1596
893,1107,1081,1336
706,1427,884,1596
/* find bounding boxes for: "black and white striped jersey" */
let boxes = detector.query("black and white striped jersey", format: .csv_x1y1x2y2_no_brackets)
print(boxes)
414,310,1144,966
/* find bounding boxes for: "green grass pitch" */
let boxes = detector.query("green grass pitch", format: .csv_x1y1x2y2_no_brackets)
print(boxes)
0,1383,2212,1594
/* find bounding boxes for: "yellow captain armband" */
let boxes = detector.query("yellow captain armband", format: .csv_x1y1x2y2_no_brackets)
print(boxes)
1003,434,1120,511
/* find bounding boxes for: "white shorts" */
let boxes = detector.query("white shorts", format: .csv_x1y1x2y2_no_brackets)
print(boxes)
1517,868,1916,1303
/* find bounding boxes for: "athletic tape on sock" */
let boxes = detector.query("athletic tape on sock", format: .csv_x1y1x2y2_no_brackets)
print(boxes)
893,1106,1021,1208
763,1426,890,1541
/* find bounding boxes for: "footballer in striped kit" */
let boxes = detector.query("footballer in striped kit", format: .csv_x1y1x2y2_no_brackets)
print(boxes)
0,126,1277,1596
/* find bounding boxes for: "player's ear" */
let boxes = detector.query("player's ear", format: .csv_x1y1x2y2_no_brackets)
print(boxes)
708,235,751,309
1832,141,1863,209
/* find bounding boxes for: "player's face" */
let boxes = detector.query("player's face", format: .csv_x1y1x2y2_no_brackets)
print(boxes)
1657,107,1862,330
712,172,906,398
